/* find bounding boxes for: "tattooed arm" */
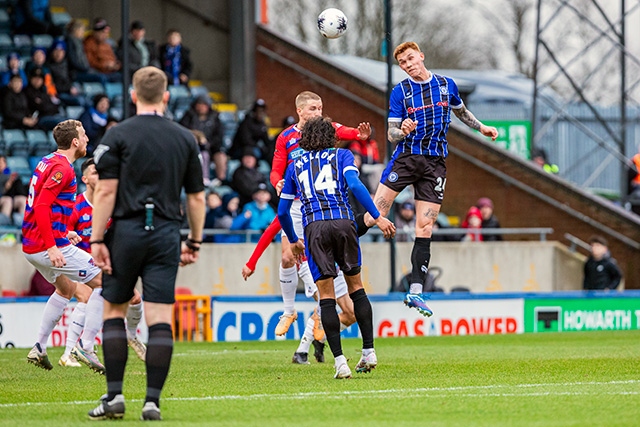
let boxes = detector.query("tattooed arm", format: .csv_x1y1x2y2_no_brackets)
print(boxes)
388,118,418,143
453,105,498,140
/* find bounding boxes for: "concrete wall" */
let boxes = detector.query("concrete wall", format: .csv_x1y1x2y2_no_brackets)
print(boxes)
0,241,586,296
52,0,230,96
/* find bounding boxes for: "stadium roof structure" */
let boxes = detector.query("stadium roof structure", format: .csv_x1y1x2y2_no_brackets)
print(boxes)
326,54,548,106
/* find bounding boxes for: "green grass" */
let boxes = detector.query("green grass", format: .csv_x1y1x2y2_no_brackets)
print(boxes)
1,331,640,426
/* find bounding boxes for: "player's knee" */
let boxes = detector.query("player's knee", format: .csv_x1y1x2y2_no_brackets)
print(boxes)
342,266,361,276
416,221,434,238
281,255,296,268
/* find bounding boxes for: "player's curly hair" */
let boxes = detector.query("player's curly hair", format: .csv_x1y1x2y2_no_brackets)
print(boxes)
299,116,336,152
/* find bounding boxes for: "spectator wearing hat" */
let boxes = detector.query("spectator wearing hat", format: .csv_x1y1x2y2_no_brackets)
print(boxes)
231,147,271,208
83,18,122,80
476,197,502,241
395,201,416,242
1,74,36,130
179,95,226,184
12,0,63,37
583,235,622,291
0,52,28,88
79,93,115,154
230,98,272,162
117,20,160,79
159,29,192,86
231,183,276,243
532,148,559,174
46,39,83,106
65,19,108,85
461,206,483,242
23,67,65,130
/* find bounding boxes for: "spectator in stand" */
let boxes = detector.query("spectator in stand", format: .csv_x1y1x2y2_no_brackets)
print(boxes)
78,94,113,155
395,201,416,243
12,0,62,36
1,74,38,130
0,52,28,88
0,154,28,225
583,235,623,291
46,39,83,106
117,20,159,79
532,148,559,174
230,98,272,162
342,129,381,166
159,29,192,86
189,129,212,186
203,191,222,243
65,19,107,85
180,95,226,185
231,183,276,243
476,197,502,241
460,206,483,241
25,47,58,99
83,18,122,81
23,67,66,131
213,192,242,243
231,148,270,208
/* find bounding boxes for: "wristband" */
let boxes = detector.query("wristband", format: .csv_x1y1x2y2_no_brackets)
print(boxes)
185,238,201,251
90,240,105,245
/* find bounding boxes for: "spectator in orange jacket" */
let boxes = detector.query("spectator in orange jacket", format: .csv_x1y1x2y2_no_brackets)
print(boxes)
83,18,121,82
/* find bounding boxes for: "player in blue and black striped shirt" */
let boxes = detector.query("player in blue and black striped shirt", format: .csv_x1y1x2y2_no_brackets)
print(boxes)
360,41,498,317
278,116,395,379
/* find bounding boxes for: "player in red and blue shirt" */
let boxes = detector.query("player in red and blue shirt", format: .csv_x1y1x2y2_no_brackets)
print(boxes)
70,191,93,252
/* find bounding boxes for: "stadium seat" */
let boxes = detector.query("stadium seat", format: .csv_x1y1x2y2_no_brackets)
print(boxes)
26,130,55,156
109,107,123,121
65,105,84,120
12,34,32,57
168,85,191,110
31,34,53,49
51,10,72,27
3,129,29,157
104,82,123,101
0,139,6,156
0,9,9,33
0,34,13,56
189,85,209,99
258,160,271,176
6,155,31,183
226,159,240,181
28,155,40,171
82,82,105,99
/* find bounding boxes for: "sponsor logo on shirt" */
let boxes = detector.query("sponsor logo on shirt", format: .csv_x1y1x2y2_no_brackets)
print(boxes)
51,171,63,184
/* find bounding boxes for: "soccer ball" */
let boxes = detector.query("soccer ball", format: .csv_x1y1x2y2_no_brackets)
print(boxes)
317,8,348,39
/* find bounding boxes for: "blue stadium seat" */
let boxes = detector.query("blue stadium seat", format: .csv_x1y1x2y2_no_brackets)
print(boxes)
28,155,40,172
31,34,53,49
6,155,32,184
104,82,123,101
189,85,209,99
0,56,6,72
226,159,240,181
65,105,84,120
12,35,32,57
3,129,29,157
258,160,271,176
0,139,6,156
82,82,105,100
0,9,9,33
26,129,55,156
168,85,191,110
0,34,13,56
51,11,72,27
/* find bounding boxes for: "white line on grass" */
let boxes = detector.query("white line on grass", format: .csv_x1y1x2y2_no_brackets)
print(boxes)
1,379,638,408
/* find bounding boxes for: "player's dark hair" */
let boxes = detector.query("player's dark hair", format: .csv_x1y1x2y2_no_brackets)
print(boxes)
299,116,336,152
81,157,95,174
52,119,82,149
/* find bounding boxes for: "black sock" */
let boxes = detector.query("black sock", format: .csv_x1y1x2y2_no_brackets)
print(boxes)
350,288,374,349
319,298,342,358
145,323,174,408
102,318,128,400
355,213,371,237
410,237,432,286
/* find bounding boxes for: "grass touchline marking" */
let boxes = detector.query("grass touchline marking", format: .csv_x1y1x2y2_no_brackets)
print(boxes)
1,379,638,408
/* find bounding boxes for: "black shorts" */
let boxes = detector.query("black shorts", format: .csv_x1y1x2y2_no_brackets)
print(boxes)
380,152,447,204
102,216,181,305
304,219,361,282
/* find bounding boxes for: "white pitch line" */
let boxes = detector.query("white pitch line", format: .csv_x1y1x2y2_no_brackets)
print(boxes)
1,379,638,408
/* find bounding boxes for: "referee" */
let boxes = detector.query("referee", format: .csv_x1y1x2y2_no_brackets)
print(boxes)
88,66,205,421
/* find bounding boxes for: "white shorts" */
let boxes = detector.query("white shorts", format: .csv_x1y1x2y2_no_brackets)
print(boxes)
334,270,348,299
281,199,304,240
23,245,101,284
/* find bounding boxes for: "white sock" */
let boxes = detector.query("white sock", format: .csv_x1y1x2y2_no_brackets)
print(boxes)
279,264,298,314
334,354,347,367
296,317,315,353
126,302,143,338
297,261,316,292
409,283,423,294
63,302,86,357
80,288,104,351
37,292,69,350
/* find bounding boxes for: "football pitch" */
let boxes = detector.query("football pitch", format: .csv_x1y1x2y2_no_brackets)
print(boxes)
1,331,639,426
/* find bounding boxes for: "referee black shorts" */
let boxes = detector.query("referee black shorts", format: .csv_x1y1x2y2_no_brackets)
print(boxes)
102,216,181,305
380,152,447,204
304,219,361,282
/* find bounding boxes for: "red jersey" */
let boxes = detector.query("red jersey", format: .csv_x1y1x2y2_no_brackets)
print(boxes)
69,192,93,253
270,122,360,187
22,152,77,254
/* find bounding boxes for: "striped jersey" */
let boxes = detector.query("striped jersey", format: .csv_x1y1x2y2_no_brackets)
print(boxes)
69,192,93,253
388,73,463,157
281,147,358,226
270,122,361,189
22,152,77,254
